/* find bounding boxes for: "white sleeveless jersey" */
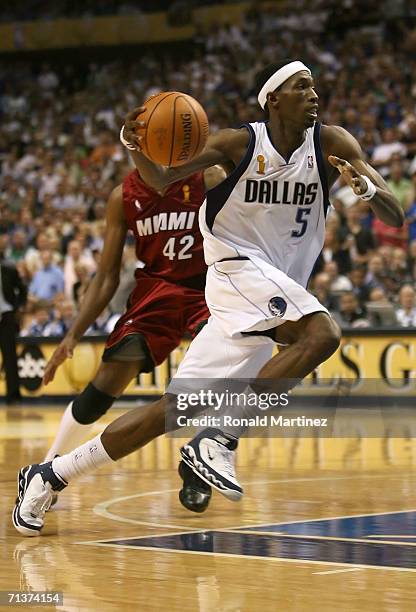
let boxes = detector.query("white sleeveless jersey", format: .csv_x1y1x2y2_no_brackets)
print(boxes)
200,121,330,288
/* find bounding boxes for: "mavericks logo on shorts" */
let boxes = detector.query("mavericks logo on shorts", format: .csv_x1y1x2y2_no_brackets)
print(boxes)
268,296,287,317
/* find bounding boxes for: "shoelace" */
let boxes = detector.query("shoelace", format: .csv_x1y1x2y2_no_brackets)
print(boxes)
27,486,52,519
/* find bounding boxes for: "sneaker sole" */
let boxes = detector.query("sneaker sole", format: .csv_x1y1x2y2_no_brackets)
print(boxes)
178,462,211,513
12,467,42,537
178,488,211,513
180,445,243,501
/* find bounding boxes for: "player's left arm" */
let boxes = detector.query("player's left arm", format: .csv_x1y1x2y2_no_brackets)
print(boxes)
322,125,404,228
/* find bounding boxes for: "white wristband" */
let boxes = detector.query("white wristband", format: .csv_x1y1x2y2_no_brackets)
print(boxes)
359,175,377,200
119,125,137,151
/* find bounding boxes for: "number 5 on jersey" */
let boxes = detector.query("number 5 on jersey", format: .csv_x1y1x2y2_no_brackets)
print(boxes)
162,235,195,260
291,207,311,238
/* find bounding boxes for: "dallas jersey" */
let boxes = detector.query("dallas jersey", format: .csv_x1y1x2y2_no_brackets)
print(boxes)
169,123,331,391
200,121,330,288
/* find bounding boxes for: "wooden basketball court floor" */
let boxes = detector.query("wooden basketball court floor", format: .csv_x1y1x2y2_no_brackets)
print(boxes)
1,405,416,611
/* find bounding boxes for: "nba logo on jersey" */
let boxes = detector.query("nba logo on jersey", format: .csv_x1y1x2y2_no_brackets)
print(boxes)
268,297,287,317
307,156,314,169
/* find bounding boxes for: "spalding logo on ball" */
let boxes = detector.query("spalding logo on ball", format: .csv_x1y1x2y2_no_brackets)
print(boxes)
136,91,209,167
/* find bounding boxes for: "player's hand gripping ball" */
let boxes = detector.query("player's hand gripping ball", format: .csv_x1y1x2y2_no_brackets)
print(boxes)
126,92,209,167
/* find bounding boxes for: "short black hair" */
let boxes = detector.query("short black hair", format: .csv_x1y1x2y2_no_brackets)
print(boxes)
255,60,298,117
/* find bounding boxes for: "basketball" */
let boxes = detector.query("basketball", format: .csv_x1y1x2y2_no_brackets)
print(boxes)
136,91,209,167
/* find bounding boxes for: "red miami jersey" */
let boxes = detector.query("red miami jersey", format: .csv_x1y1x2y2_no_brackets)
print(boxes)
122,170,207,289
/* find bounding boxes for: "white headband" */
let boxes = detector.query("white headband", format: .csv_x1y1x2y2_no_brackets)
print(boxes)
257,61,311,109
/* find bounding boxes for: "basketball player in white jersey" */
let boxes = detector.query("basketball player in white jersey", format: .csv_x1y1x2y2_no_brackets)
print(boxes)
13,60,403,535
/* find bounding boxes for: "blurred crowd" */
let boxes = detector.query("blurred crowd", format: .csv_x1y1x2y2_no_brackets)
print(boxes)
2,2,416,335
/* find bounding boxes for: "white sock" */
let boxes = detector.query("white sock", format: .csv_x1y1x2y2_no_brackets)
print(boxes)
51,434,113,482
44,401,95,461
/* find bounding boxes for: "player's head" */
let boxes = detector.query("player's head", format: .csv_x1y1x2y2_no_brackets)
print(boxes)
256,60,318,128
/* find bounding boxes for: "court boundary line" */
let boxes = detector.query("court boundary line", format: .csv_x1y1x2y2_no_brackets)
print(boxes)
226,506,416,532
75,529,207,545
227,530,416,547
92,473,396,530
77,527,416,549
312,568,362,575
74,541,416,573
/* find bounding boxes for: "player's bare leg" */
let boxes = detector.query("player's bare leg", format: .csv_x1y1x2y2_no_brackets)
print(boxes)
44,360,143,462
12,311,339,535
263,312,340,379
180,312,341,500
12,393,174,536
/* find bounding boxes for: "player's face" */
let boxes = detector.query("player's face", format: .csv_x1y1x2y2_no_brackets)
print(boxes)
277,71,319,128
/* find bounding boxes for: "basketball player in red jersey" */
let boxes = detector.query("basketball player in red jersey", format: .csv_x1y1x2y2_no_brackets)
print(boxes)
41,165,226,513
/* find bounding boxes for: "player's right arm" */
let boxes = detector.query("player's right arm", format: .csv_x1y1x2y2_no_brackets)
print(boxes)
123,106,248,190
43,185,127,385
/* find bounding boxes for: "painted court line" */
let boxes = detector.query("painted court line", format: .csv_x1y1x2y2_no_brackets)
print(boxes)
312,568,363,575
227,530,416,547
93,488,196,530
366,535,416,539
92,473,396,530
75,542,416,573
227,505,416,532
75,528,206,546
78,528,416,549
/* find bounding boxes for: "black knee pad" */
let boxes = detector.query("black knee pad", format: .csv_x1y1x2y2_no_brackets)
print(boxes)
72,383,116,425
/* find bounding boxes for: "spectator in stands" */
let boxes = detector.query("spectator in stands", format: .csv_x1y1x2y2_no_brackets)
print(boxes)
1,2,416,333
373,213,408,249
366,287,398,327
321,226,352,275
396,284,416,327
332,291,370,329
389,247,410,284
371,128,407,176
323,261,352,292
28,249,65,302
8,230,28,262
25,232,53,274
21,304,51,336
310,272,338,311
63,239,95,299
51,179,81,211
344,204,375,264
44,299,76,336
386,161,412,211
407,240,416,280
72,263,91,304
0,241,27,403
405,171,416,242
348,265,372,306
368,287,391,304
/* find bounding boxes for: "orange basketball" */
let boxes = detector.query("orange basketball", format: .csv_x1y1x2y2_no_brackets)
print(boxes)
136,91,209,167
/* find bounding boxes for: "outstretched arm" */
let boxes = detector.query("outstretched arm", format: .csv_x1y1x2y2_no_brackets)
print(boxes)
43,185,127,384
322,125,404,228
123,106,247,190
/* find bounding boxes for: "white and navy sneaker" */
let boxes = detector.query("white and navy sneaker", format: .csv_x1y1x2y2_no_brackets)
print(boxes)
178,460,212,513
12,462,67,537
180,428,243,501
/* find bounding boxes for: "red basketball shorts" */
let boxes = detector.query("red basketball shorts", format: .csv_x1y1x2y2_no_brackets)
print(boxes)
104,273,209,367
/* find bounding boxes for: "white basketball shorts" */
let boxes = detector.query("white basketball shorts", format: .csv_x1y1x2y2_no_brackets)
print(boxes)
206,256,328,338
167,257,328,394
